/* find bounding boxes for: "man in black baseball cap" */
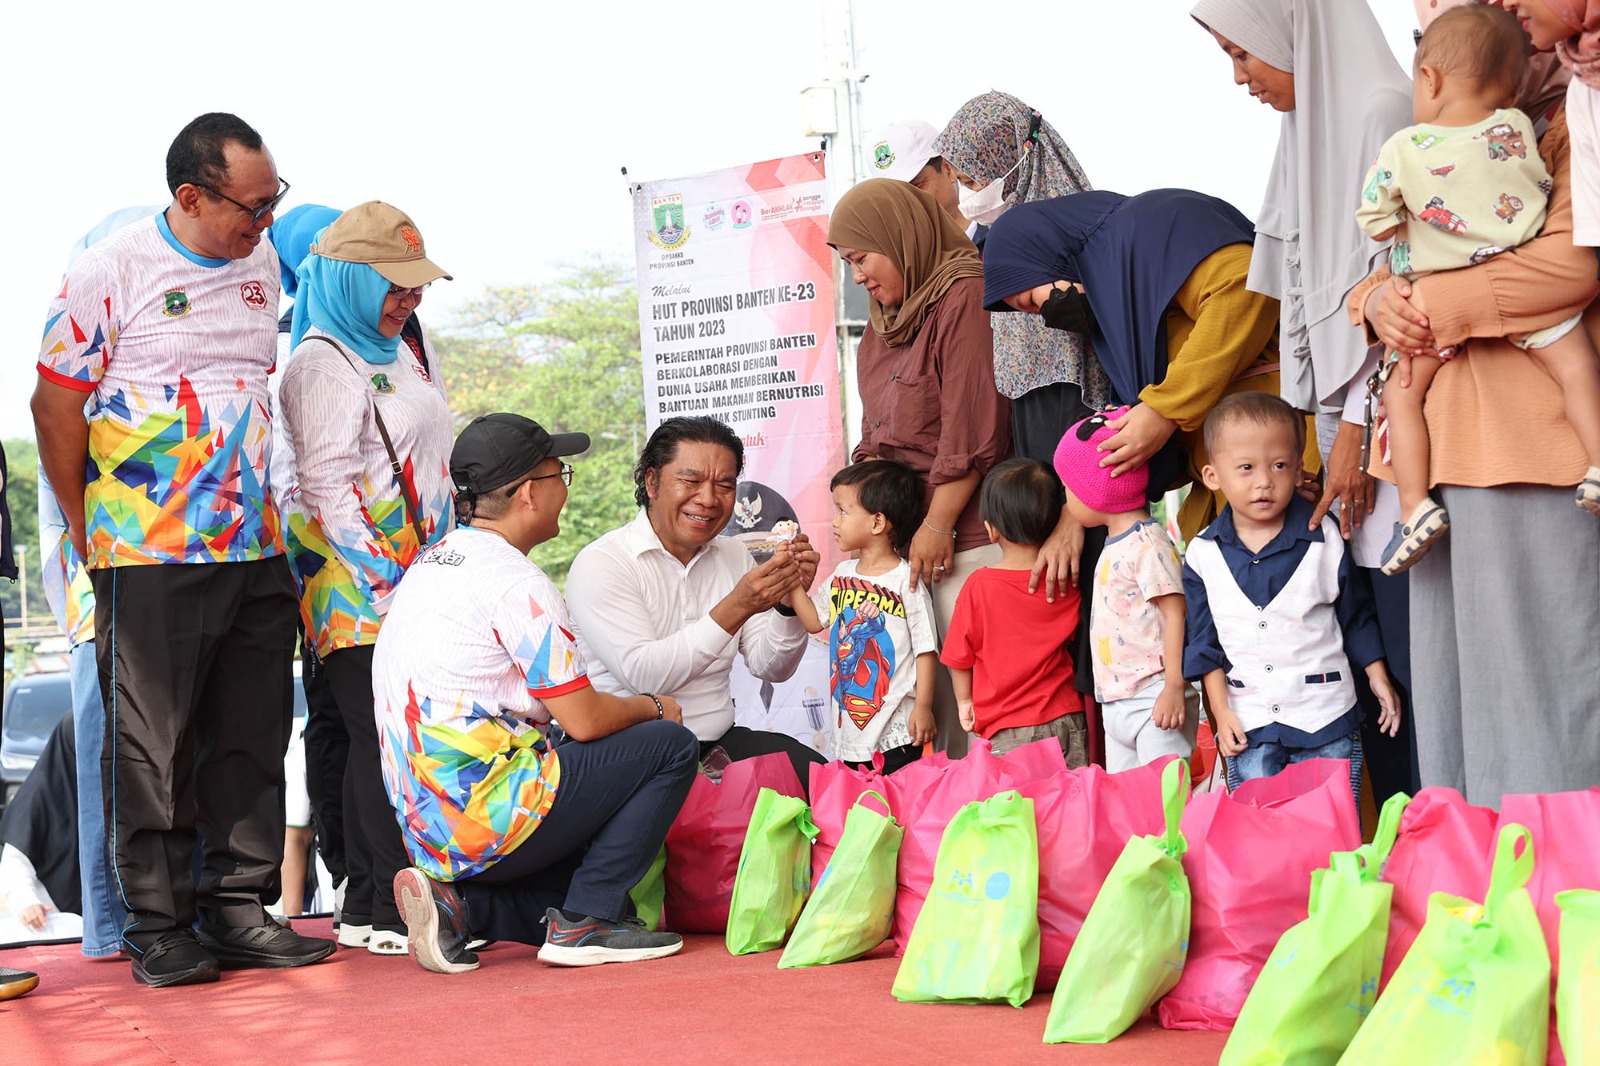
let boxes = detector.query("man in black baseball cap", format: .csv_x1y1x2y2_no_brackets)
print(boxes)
375,412,699,975
450,413,592,524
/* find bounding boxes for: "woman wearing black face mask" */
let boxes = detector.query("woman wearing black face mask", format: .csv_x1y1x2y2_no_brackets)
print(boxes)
984,188,1318,538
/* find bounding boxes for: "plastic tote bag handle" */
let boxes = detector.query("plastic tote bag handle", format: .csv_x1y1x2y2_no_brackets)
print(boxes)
1044,759,1191,1044
1340,824,1551,1065
725,788,818,955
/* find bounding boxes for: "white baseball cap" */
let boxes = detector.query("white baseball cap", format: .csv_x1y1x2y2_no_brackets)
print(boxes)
864,120,940,184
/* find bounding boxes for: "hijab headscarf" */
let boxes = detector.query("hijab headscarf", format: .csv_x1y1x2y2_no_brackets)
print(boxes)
828,179,984,347
931,91,1108,404
1543,1,1600,88
1190,0,1412,409
0,714,80,916
267,204,340,298
290,249,400,365
1416,1,1571,120
982,189,1257,406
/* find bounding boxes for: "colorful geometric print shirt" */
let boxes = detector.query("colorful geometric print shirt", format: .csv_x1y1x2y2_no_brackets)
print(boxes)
279,327,454,657
36,213,284,569
372,527,580,880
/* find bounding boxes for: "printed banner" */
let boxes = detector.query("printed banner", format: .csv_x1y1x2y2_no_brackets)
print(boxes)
632,151,844,755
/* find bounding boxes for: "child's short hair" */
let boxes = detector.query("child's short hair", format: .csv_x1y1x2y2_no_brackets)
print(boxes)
980,458,1066,547
1417,3,1527,102
831,459,924,556
1202,392,1306,455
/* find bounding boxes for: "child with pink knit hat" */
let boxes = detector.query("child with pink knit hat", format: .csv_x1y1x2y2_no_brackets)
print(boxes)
1053,409,1193,771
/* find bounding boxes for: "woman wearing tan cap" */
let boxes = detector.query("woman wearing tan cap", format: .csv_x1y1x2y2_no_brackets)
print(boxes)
278,202,454,955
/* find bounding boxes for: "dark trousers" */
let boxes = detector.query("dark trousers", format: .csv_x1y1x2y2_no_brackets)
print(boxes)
1353,566,1421,804
92,557,298,949
322,644,409,931
298,641,348,890
842,742,922,775
457,720,698,946
704,724,826,794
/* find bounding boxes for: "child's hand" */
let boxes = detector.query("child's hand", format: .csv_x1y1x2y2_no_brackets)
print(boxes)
1367,661,1403,738
956,699,976,732
1212,705,1248,758
908,704,936,746
1152,682,1186,731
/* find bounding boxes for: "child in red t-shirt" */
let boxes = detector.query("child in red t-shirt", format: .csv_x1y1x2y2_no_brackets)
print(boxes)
941,458,1085,766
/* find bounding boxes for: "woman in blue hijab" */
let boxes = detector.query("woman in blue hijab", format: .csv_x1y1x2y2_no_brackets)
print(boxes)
983,188,1315,537
277,202,455,955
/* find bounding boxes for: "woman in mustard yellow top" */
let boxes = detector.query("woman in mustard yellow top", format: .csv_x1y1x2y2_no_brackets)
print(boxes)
983,189,1317,539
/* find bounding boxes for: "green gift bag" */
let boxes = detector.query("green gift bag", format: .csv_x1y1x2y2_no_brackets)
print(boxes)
892,789,1039,1007
1043,759,1191,1043
628,844,667,932
779,790,903,969
1339,824,1551,1066
1222,792,1411,1065
725,787,818,955
1556,889,1600,1066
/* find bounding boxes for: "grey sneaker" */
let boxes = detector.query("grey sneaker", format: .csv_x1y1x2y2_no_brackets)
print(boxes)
537,907,683,967
1578,466,1600,515
1380,497,1450,576
393,867,479,974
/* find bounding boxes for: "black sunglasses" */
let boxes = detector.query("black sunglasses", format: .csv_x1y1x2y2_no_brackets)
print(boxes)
199,177,291,226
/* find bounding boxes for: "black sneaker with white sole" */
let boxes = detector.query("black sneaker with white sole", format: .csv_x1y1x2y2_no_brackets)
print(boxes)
393,867,479,974
130,930,221,988
537,908,683,967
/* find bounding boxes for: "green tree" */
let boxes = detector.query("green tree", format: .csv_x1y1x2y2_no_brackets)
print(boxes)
433,261,646,586
1,439,43,632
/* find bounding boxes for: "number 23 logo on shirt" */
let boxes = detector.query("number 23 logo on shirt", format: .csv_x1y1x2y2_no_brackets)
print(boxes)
239,281,269,311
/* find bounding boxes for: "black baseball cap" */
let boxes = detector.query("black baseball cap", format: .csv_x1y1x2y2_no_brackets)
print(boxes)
450,413,590,497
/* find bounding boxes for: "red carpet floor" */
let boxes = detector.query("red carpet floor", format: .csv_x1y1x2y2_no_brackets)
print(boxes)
0,919,1229,1064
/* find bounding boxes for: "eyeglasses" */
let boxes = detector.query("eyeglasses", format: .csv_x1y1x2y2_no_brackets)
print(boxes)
198,177,291,226
505,463,574,495
386,283,431,300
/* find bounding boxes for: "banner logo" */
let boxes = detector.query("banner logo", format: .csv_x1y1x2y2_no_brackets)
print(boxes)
647,194,690,251
730,199,753,230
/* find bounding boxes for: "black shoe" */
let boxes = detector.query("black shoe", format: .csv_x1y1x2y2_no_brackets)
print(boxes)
393,867,479,974
537,908,683,967
196,919,336,970
130,931,221,988
0,967,41,1000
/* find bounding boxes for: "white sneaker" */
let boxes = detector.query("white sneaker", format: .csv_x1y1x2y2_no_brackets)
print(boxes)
368,930,408,956
337,923,372,948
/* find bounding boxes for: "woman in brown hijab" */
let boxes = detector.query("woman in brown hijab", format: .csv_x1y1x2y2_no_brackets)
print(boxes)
829,179,1013,755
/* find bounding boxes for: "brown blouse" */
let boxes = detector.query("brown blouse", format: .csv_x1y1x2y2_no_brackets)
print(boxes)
1348,112,1599,490
853,277,1013,551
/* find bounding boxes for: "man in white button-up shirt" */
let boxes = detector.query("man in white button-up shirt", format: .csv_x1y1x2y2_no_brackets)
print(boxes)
567,417,826,786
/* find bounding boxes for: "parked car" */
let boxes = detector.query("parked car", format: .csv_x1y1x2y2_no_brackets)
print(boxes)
1,671,73,815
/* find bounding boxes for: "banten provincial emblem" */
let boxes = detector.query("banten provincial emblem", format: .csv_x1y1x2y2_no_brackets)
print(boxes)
162,289,190,318
647,194,690,251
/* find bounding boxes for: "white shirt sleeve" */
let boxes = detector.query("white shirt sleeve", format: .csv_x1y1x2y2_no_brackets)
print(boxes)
0,844,49,914
567,543,740,695
735,602,809,683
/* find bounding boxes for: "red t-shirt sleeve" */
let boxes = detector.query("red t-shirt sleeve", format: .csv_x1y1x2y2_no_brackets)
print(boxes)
939,577,979,670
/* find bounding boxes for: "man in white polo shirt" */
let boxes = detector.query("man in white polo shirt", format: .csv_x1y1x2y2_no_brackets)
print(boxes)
32,113,332,987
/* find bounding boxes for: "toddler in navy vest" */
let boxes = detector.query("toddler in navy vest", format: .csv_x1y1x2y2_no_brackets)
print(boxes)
1181,394,1401,805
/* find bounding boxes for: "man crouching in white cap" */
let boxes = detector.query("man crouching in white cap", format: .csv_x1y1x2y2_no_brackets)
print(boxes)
375,413,698,973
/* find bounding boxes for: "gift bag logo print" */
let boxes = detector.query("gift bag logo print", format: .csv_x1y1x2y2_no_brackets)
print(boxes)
917,861,1018,985
1418,976,1477,1018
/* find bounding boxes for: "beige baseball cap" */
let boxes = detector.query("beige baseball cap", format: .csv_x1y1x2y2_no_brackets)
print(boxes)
312,200,452,287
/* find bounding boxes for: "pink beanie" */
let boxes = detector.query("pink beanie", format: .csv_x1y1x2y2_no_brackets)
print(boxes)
1053,407,1149,515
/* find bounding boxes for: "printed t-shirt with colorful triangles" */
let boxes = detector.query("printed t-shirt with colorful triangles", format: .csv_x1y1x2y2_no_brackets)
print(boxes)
36,212,284,569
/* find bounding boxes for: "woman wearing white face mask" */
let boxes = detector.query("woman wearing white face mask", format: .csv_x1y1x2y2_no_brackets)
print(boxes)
934,90,1109,723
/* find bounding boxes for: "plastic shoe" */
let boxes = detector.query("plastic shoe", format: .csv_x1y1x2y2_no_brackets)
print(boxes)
129,931,221,988
537,908,683,967
1380,498,1450,576
393,868,479,974
0,967,42,1000
197,919,336,969
1577,467,1600,515
367,929,408,956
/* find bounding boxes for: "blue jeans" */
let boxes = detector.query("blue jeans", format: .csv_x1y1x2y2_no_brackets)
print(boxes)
458,720,699,945
72,640,125,956
1226,727,1365,810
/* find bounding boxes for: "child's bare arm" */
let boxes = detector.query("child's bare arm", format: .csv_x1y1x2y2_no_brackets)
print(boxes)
1152,592,1188,730
786,584,824,634
908,651,938,745
1201,669,1247,757
950,667,975,732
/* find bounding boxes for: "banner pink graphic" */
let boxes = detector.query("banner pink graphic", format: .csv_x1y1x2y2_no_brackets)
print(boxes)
632,152,845,752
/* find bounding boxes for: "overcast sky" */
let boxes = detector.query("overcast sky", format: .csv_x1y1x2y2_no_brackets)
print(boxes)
0,0,1418,440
